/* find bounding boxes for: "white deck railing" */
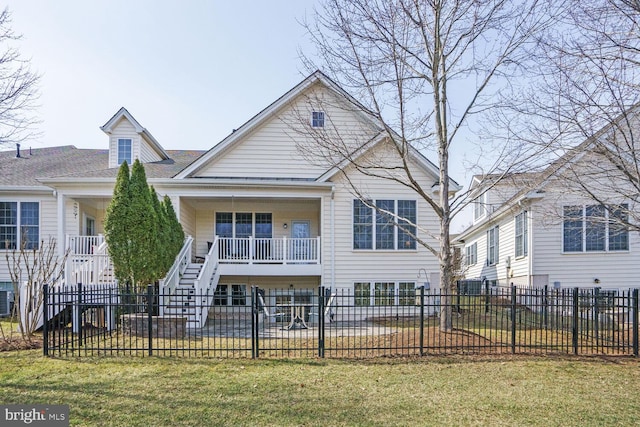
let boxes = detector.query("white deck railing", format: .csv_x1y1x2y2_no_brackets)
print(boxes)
66,236,114,286
217,237,321,264
67,235,105,255
158,235,194,316
192,237,220,327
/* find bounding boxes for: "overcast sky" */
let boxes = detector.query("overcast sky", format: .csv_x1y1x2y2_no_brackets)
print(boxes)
4,0,473,230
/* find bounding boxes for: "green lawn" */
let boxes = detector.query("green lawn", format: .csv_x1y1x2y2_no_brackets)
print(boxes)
1,351,639,426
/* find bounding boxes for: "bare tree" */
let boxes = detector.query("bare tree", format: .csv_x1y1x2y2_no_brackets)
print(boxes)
517,0,640,230
298,0,558,331
0,7,40,147
4,237,68,342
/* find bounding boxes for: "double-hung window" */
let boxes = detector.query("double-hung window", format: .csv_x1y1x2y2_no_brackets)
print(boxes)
311,111,325,128
353,200,373,249
465,242,477,266
514,212,528,258
353,199,416,250
486,226,499,265
563,204,629,252
117,138,132,165
0,202,39,250
375,200,395,250
473,193,486,221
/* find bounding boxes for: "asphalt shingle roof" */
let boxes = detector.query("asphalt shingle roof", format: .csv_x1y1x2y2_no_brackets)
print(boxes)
0,145,206,186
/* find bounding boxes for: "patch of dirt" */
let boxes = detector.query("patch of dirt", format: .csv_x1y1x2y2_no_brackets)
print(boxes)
0,336,43,352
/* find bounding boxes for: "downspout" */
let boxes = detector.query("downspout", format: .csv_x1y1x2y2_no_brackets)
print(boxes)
528,208,533,288
330,186,335,293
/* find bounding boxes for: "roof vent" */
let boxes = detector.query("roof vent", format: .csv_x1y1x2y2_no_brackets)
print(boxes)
15,143,20,158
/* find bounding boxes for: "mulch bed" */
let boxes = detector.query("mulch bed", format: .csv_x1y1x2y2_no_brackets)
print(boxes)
0,336,42,352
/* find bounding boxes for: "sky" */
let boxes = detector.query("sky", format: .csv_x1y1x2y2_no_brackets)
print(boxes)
3,0,473,231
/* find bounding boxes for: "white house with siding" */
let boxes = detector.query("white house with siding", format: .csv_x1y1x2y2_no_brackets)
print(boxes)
456,117,640,293
0,71,458,321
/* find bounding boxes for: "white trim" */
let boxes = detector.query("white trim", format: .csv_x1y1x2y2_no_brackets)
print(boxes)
353,280,417,306
101,107,169,160
175,71,386,180
351,198,418,252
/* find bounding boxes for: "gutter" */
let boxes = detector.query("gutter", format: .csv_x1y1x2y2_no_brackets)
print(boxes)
456,190,545,242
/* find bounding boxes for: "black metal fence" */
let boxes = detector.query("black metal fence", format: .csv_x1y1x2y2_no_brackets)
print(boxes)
42,284,640,358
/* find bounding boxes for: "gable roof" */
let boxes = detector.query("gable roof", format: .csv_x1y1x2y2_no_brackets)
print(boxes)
316,130,461,191
175,71,383,179
174,70,459,193
100,107,170,160
456,106,640,241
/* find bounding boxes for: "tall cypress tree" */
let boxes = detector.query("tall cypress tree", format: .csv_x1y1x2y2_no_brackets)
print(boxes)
163,195,184,258
150,186,170,277
104,161,133,286
128,159,159,288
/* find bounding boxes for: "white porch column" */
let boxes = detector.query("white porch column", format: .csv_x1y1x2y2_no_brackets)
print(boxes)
56,192,66,258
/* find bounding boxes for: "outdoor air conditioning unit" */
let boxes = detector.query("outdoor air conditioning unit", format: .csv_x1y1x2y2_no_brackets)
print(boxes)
0,290,9,316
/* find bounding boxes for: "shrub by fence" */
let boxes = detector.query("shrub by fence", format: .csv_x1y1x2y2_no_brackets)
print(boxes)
42,284,640,358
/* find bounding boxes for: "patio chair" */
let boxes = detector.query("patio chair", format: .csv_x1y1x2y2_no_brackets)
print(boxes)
257,293,285,324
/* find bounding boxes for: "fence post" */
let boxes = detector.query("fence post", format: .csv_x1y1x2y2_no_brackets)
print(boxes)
318,286,325,358
572,287,579,355
147,284,153,357
42,284,49,357
251,286,259,359
511,285,516,354
484,280,490,314
77,283,83,351
633,289,639,357
250,286,255,359
543,285,548,329
419,285,425,356
594,287,600,349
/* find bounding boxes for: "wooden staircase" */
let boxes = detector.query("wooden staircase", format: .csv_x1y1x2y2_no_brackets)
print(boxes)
163,263,216,328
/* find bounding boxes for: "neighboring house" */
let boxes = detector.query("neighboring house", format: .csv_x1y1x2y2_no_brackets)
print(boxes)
456,116,640,292
0,71,458,322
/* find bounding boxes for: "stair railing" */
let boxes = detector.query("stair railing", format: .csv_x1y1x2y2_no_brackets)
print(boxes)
159,236,193,317
192,236,220,327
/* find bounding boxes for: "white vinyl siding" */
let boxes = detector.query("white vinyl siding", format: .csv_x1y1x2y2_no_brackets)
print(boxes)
324,151,440,294
194,86,375,179
139,136,165,163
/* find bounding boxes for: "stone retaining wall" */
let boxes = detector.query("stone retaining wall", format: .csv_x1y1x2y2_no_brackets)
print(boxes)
120,314,186,338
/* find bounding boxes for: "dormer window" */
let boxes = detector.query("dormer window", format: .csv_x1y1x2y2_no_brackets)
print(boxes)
311,111,325,128
118,138,132,165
